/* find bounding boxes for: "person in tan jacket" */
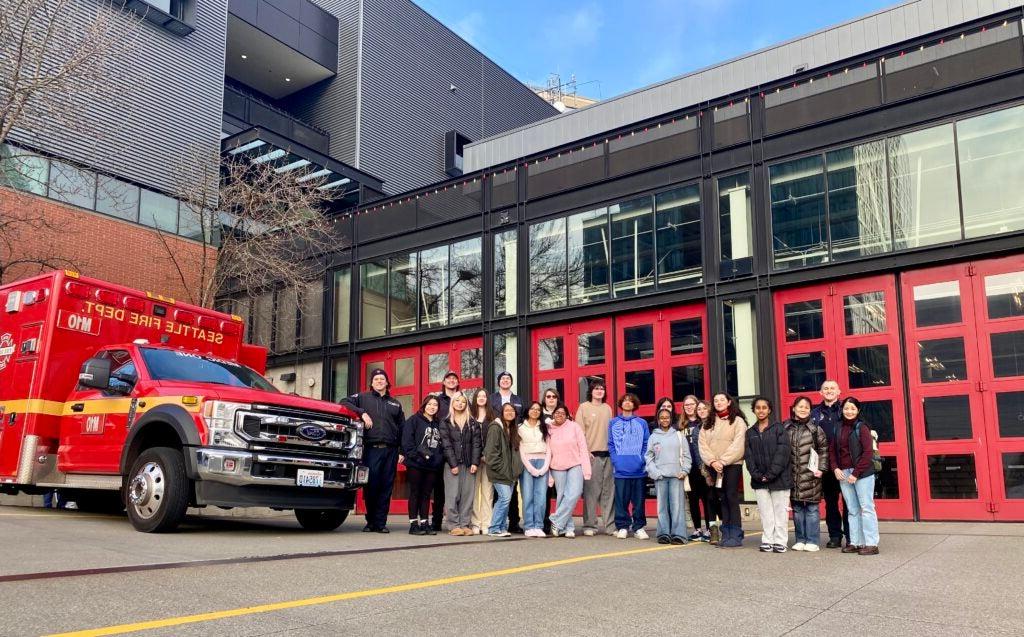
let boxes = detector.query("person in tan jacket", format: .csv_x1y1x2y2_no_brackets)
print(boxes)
698,392,747,548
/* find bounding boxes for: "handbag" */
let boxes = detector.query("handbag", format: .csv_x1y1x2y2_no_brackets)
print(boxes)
676,431,691,492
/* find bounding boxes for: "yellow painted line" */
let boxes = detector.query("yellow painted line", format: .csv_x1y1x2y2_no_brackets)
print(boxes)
47,543,692,637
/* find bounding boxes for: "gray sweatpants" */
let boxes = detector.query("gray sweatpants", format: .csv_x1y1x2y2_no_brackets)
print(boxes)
754,488,790,546
444,465,476,529
582,455,616,534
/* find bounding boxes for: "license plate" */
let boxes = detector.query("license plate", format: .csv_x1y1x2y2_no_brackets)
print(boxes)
296,469,324,487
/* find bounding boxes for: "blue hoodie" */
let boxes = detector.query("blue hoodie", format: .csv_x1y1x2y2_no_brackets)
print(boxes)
608,415,650,479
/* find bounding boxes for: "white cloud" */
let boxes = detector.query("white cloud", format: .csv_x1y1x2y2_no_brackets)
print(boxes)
544,4,604,49
452,11,484,48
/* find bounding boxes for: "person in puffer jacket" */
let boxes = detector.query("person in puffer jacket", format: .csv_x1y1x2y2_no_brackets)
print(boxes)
745,397,792,553
609,393,650,539
401,396,445,536
698,392,747,548
785,396,829,552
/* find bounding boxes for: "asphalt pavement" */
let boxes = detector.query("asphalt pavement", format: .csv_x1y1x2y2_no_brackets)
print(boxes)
1,505,1023,636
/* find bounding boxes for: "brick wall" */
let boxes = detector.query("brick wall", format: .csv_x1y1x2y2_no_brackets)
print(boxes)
0,188,217,305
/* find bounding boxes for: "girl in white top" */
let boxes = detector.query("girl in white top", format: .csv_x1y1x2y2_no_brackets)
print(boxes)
518,402,551,537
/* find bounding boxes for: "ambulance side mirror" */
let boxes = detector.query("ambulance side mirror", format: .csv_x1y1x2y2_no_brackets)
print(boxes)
79,357,111,390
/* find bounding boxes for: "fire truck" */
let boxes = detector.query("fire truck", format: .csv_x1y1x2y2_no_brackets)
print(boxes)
0,271,368,532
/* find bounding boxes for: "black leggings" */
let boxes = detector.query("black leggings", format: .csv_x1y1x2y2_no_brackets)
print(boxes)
687,472,712,528
715,464,743,527
406,466,436,521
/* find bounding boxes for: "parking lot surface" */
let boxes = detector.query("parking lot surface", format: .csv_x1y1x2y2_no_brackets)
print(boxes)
1,506,1023,636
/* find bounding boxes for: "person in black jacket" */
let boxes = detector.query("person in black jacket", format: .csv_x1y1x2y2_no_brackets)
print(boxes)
745,397,793,553
341,369,406,533
439,393,481,535
401,395,444,535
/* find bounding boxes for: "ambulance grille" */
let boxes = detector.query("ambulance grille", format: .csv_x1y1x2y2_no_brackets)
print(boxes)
237,409,355,455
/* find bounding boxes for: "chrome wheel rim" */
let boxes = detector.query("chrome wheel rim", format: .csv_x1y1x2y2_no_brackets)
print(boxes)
128,461,165,520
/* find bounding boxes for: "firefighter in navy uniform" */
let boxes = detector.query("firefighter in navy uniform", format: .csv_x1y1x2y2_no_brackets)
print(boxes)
341,369,405,533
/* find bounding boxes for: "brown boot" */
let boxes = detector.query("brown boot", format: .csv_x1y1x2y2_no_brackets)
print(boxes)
842,544,861,554
859,545,879,555
709,525,721,545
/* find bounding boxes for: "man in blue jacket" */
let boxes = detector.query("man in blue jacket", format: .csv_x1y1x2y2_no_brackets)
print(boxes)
609,393,650,539
812,379,850,549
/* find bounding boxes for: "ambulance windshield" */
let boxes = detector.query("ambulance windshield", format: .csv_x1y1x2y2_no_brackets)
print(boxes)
140,348,278,392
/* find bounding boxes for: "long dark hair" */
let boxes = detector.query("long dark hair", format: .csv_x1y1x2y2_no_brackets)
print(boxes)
523,400,549,439
499,402,521,450
417,395,440,421
840,396,862,421
471,388,495,425
712,392,747,426
789,396,813,423
697,399,714,430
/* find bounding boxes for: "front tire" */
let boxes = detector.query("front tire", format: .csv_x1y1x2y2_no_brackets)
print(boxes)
125,447,190,533
295,508,348,531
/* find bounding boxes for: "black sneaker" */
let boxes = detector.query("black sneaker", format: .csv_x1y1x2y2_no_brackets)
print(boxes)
410,523,425,536
759,543,772,552
657,535,671,544
377,526,390,534
826,539,842,549
362,525,376,533
670,536,688,545
422,522,436,536
772,544,787,553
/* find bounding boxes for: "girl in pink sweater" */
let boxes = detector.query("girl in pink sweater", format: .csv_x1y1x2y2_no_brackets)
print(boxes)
547,405,592,537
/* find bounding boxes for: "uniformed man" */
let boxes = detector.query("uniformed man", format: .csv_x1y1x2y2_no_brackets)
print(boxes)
811,379,850,548
341,369,405,533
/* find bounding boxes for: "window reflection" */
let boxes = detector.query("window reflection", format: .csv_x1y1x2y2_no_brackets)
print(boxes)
359,261,387,339
723,300,757,398
655,185,702,287
918,337,968,383
419,246,448,329
389,253,417,334
529,218,567,311
958,105,1024,238
844,292,887,335
450,238,482,324
610,197,655,297
985,272,1024,320
577,332,606,366
889,124,961,249
48,160,96,210
826,141,891,260
538,337,564,371
771,155,827,270
784,300,824,341
624,325,654,361
913,281,962,327
847,345,891,388
568,208,610,304
333,268,351,343
494,229,517,317
719,173,753,263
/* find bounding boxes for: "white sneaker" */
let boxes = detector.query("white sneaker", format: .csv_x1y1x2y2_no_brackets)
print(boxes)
565,530,576,538
791,542,806,551
582,529,596,537
470,526,481,535
535,530,547,538
804,543,820,552
633,529,649,540
615,529,628,539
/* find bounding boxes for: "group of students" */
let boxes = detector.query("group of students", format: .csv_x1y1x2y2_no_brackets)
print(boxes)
342,370,880,554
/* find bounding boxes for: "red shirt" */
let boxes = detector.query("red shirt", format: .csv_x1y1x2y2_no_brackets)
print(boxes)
830,419,874,477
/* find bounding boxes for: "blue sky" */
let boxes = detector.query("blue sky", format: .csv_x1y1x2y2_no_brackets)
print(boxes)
416,0,900,99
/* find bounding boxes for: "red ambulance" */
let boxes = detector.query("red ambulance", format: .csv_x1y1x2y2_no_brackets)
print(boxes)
0,271,368,532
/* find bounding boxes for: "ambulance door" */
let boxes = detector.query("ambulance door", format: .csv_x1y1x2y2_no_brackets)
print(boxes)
59,349,138,474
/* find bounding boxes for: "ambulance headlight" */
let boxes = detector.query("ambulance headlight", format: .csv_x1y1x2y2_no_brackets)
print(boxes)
202,400,250,448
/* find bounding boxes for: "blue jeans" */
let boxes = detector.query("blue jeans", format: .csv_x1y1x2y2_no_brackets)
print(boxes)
520,459,549,531
840,470,879,547
489,483,513,534
550,465,584,533
654,478,688,538
614,477,646,531
792,500,820,545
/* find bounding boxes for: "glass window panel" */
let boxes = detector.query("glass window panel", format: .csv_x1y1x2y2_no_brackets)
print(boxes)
610,196,655,297
655,185,702,287
389,253,417,334
844,292,887,335
538,379,564,401
919,337,968,383
538,336,564,371
395,394,414,417
860,400,895,443
624,369,656,405
494,229,518,317
985,271,1024,320
927,454,979,499
274,287,298,352
826,141,892,260
623,325,654,361
139,188,178,232
577,331,606,367
450,238,482,324
996,392,1024,438
724,299,758,398
331,358,349,401
529,218,567,311
95,175,139,222
1004,453,1024,499
177,203,215,243
888,124,961,249
770,155,828,270
332,269,351,343
461,348,483,380
784,300,824,341
672,365,705,401
299,282,323,349
0,144,48,195
568,207,610,304
787,351,826,393
427,354,448,384
419,246,449,329
363,360,385,386
958,105,1024,238
718,173,752,261
991,331,1024,378
913,281,962,327
875,456,900,500
923,395,973,440
669,318,703,355
847,345,890,388
359,261,387,338
494,331,518,393
47,160,96,209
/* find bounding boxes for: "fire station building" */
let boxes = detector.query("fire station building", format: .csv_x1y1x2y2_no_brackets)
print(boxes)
243,0,1024,522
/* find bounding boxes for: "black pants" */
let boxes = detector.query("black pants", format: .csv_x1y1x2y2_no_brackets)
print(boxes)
364,445,399,529
431,468,445,529
406,466,437,521
687,472,711,529
822,471,850,542
715,464,743,528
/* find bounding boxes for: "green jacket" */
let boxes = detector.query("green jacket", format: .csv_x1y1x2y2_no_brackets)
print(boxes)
484,420,523,485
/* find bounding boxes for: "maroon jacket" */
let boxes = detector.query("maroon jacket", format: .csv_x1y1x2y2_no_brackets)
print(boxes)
829,419,874,478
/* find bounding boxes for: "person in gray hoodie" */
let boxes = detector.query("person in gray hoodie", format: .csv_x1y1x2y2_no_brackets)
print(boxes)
645,408,692,544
